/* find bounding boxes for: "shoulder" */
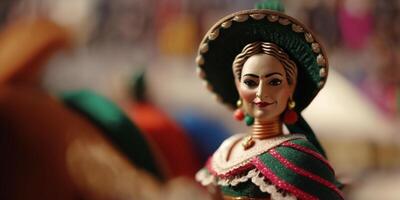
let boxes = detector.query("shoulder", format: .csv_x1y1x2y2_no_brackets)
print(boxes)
258,138,335,180
194,134,245,186
211,134,305,175
253,138,343,199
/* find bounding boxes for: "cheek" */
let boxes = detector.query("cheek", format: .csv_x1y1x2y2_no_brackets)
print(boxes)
238,85,256,103
275,87,292,106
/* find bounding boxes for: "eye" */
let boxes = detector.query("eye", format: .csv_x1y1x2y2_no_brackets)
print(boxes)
269,78,282,86
243,79,258,88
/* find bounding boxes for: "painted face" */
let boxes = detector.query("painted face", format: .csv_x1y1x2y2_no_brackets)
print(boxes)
236,54,294,121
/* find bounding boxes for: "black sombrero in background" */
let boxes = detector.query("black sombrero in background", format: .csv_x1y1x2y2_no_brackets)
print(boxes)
195,5,329,112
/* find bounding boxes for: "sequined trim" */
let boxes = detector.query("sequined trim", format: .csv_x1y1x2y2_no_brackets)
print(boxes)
252,157,318,200
280,141,334,173
218,168,258,186
269,150,344,199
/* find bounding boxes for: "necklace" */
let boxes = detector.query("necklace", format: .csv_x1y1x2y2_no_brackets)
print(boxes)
242,117,283,150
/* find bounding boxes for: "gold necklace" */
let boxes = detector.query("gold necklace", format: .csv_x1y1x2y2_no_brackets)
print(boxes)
242,118,282,150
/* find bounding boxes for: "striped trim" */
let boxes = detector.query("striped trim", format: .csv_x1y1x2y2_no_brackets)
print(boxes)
269,149,343,199
252,157,317,200
281,141,334,172
207,156,254,179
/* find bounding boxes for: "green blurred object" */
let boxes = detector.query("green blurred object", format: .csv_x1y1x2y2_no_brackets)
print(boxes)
61,90,164,180
129,69,147,102
255,0,285,12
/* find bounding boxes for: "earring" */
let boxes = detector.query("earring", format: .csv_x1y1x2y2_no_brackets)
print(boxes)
233,99,254,125
283,98,298,124
244,114,254,126
236,99,243,107
288,99,295,109
233,99,244,121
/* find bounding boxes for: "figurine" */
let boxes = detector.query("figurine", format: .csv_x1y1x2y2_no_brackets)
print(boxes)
195,1,343,199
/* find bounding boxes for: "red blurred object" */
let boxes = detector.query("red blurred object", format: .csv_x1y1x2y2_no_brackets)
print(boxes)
125,102,201,178
338,2,373,50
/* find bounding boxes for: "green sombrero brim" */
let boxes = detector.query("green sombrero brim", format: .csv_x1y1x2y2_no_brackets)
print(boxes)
61,90,164,180
196,9,328,111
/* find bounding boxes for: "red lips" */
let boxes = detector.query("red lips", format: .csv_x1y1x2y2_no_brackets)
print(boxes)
254,102,269,108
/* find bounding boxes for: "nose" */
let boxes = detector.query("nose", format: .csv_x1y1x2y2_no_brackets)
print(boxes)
256,80,266,100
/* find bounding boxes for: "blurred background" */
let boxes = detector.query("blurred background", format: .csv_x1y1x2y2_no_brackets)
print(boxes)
0,0,400,199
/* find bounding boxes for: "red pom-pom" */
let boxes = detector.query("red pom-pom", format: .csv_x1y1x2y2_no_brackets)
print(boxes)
234,109,244,121
284,110,298,124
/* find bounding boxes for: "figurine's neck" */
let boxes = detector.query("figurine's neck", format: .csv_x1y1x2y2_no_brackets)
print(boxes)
251,117,283,139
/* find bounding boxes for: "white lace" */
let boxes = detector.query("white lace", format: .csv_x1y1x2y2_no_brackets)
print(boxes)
195,168,297,200
195,168,216,186
251,170,297,200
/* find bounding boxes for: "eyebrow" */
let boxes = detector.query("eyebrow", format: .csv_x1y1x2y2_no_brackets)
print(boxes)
265,72,283,78
242,74,259,78
242,72,283,78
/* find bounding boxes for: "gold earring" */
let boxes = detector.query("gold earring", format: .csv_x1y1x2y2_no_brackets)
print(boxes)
234,99,245,121
284,98,298,124
288,98,296,109
236,99,243,107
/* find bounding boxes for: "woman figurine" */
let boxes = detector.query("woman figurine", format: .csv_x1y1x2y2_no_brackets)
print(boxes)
195,1,343,200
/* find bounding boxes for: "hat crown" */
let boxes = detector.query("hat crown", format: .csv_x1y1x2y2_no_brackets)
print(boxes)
255,0,285,12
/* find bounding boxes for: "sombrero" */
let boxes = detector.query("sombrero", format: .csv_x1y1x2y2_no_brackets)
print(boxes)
195,2,328,112
195,0,330,158
0,19,70,85
62,90,164,180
